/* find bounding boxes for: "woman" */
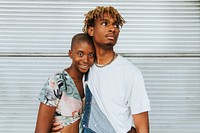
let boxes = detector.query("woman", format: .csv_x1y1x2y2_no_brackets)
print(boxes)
35,33,95,133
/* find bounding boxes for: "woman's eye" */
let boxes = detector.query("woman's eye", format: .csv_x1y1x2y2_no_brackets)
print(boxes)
78,52,83,57
89,53,94,58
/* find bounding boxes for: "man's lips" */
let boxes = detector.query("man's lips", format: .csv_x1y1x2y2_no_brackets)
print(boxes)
106,34,115,40
107,36,115,40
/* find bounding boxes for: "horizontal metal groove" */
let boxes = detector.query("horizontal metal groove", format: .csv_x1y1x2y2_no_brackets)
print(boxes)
121,53,200,57
1,35,200,38
0,52,200,57
0,1,199,4
0,2,199,7
1,14,199,17
0,11,200,14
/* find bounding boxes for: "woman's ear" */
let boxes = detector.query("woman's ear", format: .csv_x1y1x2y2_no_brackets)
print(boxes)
68,50,72,59
87,26,94,37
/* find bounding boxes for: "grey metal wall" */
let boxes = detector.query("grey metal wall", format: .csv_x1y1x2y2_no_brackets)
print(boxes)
0,0,200,133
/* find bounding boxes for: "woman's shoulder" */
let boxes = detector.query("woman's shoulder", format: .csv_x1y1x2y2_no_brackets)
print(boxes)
51,70,70,81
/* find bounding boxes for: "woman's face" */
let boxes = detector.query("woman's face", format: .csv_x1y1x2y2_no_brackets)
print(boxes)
69,40,95,73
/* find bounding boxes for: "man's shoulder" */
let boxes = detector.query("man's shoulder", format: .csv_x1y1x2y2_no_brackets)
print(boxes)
118,55,140,70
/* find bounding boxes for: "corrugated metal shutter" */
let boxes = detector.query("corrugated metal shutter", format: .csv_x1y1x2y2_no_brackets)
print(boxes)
0,0,199,133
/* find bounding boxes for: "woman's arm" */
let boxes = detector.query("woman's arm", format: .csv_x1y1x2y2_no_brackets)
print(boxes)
35,102,56,133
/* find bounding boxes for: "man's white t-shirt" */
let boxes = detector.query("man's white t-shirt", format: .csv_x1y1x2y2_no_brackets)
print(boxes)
87,55,151,133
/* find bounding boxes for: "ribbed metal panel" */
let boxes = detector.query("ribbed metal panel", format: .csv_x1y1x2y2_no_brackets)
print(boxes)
0,57,71,133
0,0,199,54
0,0,200,133
0,57,199,132
130,57,200,133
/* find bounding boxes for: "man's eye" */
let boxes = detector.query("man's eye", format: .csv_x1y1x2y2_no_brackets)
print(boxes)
78,52,83,57
114,24,120,29
102,22,108,26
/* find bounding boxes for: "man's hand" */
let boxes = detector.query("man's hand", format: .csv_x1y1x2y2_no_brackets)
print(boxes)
51,121,64,133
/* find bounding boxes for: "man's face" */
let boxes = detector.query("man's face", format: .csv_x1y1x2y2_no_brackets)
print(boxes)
91,12,120,49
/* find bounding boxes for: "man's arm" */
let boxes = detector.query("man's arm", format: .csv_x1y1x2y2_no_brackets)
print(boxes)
132,111,149,133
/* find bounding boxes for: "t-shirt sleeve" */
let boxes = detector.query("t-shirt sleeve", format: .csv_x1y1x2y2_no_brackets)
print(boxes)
38,75,62,107
129,70,151,114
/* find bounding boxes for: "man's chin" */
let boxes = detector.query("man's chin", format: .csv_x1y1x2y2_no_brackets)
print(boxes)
106,42,116,47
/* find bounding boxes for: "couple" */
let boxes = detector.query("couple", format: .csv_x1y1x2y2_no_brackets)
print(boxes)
35,6,151,133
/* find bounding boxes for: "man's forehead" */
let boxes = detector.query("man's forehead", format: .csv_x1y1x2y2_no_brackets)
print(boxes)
102,12,113,18
98,12,117,22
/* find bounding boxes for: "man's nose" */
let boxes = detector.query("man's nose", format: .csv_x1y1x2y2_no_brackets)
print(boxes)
108,24,115,32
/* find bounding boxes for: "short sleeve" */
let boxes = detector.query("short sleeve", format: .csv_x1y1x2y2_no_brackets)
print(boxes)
128,70,151,114
38,74,63,107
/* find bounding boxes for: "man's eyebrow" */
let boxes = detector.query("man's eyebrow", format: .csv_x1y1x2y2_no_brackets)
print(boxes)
100,18,118,24
100,18,109,22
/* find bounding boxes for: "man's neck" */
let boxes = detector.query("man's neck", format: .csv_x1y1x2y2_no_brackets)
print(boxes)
95,49,116,66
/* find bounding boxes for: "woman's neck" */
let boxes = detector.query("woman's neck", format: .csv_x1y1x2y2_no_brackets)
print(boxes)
65,67,83,81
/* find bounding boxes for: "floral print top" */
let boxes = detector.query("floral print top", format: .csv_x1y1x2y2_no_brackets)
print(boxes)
38,70,83,126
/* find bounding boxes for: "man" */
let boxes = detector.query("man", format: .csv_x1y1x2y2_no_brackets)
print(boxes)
53,6,151,133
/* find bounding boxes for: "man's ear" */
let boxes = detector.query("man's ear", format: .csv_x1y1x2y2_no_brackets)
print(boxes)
87,26,94,37
68,50,72,59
